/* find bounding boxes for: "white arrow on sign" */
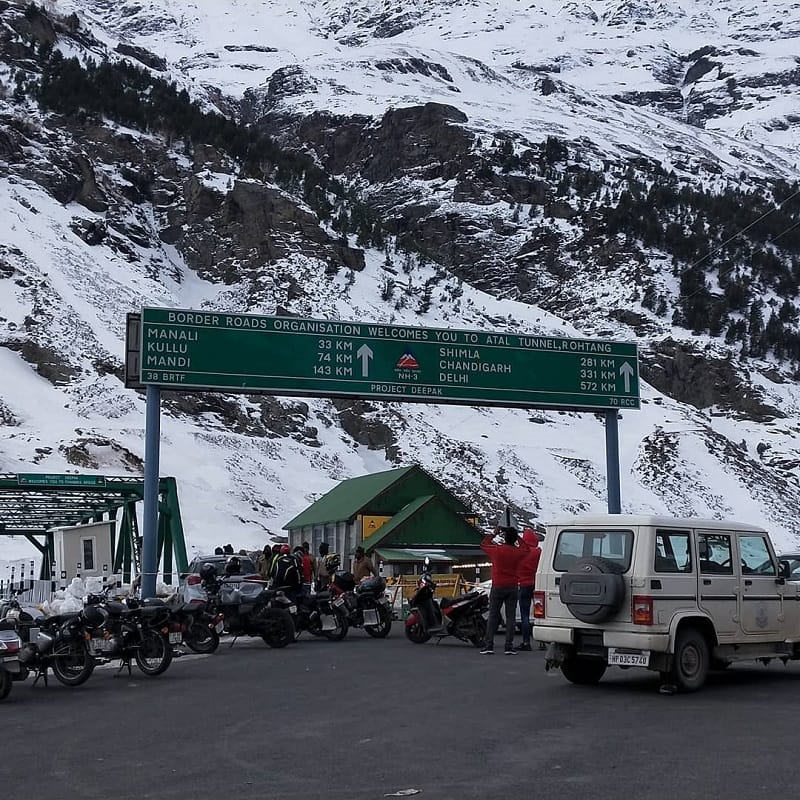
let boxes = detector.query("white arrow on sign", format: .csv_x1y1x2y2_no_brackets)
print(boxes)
619,361,634,393
357,344,374,377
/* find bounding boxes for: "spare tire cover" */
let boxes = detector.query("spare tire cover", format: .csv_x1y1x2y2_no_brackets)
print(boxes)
559,556,626,624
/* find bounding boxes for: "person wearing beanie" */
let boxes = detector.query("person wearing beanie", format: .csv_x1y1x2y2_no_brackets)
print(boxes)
479,508,531,655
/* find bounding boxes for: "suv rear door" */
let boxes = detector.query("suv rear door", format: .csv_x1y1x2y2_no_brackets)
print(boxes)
736,532,783,636
652,528,696,622
696,530,740,641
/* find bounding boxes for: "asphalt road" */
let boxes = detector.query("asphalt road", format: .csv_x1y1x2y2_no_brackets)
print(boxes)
2,630,799,800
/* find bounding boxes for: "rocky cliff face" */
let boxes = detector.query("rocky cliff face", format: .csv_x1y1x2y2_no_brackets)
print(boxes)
1,0,800,559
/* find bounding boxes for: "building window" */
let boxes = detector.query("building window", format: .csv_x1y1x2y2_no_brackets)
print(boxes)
82,538,95,571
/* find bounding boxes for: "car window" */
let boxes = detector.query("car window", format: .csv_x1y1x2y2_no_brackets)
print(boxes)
698,533,733,575
654,530,692,573
553,529,634,572
739,535,776,576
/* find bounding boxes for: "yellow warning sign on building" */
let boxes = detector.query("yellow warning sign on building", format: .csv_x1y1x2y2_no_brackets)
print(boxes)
361,515,392,539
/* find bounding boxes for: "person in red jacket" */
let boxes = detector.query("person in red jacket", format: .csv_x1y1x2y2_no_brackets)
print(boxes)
480,508,531,655
517,527,542,651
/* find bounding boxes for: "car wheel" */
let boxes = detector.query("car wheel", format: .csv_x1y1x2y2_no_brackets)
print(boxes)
669,627,709,692
560,655,607,685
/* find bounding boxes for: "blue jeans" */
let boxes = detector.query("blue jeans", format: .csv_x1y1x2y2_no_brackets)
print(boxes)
519,585,534,644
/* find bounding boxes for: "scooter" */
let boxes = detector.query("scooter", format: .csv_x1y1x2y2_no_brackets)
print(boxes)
405,558,488,647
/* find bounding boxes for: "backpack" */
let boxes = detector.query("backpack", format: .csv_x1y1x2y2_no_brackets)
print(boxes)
271,554,300,589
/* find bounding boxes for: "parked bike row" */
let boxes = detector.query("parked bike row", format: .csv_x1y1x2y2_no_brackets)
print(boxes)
0,558,489,702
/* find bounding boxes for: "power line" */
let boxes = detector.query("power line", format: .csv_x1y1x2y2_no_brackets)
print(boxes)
685,184,800,275
675,185,800,305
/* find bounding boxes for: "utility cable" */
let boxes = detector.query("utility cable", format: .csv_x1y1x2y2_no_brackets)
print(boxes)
673,186,800,304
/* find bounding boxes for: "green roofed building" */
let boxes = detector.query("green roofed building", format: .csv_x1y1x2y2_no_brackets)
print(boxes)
283,465,484,576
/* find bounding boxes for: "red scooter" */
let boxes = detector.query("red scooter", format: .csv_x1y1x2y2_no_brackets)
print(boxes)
404,558,488,647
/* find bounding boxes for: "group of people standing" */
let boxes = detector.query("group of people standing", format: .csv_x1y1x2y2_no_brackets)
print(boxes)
256,540,377,599
480,508,542,654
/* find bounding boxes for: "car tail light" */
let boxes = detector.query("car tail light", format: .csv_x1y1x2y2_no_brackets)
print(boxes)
533,591,546,619
189,598,205,604
632,595,653,625
0,632,20,654
187,575,202,585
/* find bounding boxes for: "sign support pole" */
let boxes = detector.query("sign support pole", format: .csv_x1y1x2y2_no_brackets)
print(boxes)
605,410,621,513
141,384,161,598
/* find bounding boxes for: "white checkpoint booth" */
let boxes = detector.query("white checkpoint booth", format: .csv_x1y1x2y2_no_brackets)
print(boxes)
50,521,114,582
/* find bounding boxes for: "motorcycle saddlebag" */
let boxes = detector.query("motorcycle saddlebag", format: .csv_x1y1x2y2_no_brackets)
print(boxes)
356,576,386,594
334,573,356,592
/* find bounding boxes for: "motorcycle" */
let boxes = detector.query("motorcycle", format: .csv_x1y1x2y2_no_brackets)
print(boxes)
200,566,295,648
0,620,21,701
331,574,392,638
80,594,174,677
271,586,349,641
405,559,488,646
2,599,94,687
141,595,223,655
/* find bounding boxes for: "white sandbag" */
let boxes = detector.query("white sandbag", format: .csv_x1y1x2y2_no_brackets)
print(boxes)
84,577,104,594
62,594,83,613
67,578,85,599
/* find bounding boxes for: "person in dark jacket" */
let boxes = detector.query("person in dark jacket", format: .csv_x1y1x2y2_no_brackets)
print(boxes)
517,527,542,651
270,544,301,600
480,508,530,655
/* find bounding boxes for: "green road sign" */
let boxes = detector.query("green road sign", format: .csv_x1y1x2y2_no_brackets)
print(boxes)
138,307,640,410
17,474,107,488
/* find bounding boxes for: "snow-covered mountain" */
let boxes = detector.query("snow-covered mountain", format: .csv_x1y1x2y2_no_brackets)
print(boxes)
2,0,800,571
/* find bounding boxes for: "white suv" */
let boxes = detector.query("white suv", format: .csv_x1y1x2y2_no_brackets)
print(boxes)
533,514,798,692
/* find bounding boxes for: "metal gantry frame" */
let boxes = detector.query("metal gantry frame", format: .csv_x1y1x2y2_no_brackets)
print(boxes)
127,309,638,597
0,474,188,583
